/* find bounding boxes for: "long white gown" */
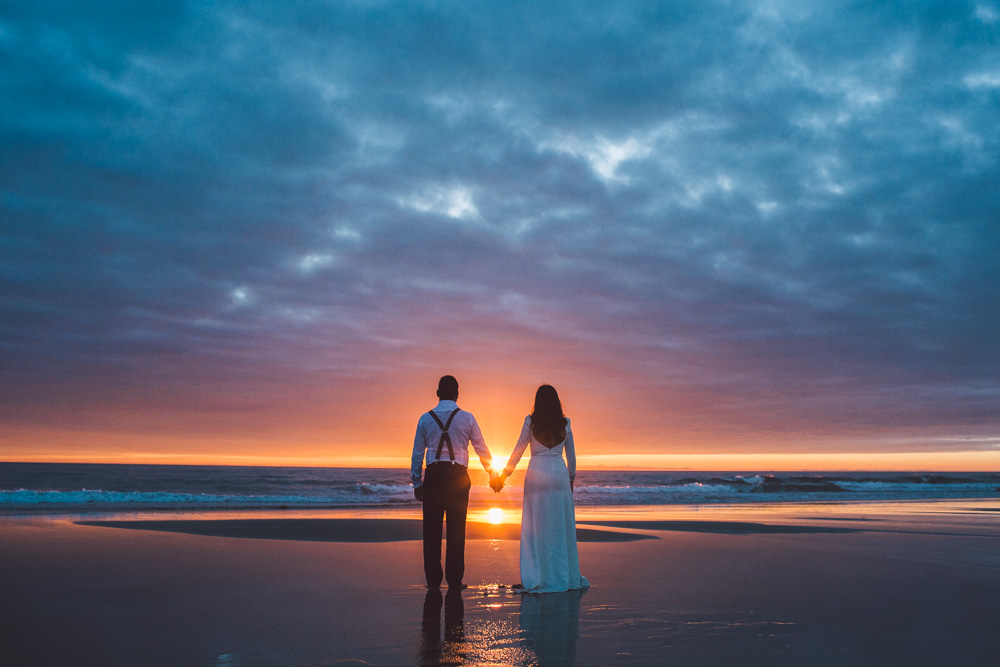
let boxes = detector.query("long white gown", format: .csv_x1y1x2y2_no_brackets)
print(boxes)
503,416,590,593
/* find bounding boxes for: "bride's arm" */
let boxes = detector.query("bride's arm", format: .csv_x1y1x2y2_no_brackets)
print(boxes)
565,419,576,491
500,416,532,481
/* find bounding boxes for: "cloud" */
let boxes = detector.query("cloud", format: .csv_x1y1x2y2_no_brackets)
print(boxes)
1,0,998,455
400,185,480,219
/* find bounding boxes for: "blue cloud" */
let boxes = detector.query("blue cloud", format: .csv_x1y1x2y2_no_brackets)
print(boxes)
2,0,998,449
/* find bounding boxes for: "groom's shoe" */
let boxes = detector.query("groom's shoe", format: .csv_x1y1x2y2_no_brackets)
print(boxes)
448,582,468,590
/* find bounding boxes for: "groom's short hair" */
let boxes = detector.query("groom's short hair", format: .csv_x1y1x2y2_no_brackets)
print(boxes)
436,375,459,401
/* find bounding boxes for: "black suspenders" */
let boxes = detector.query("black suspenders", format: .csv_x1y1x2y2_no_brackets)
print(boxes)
428,408,461,461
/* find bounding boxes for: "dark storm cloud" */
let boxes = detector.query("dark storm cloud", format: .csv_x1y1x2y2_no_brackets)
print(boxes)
2,0,998,449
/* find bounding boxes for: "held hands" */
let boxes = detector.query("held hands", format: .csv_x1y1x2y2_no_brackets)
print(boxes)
489,471,506,493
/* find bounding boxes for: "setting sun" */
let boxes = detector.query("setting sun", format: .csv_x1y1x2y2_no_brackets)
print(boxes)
487,508,503,524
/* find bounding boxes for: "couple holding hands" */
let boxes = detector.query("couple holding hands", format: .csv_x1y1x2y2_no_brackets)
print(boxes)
411,376,589,594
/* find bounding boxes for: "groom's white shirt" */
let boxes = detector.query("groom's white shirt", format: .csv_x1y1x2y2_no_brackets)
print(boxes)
411,400,493,487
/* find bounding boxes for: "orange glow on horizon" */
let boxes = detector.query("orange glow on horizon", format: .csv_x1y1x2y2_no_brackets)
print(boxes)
3,383,999,473
2,448,1000,471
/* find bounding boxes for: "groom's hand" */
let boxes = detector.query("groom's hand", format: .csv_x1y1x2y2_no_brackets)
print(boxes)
414,485,425,502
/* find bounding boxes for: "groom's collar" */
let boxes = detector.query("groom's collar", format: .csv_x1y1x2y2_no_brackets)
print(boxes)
434,400,459,411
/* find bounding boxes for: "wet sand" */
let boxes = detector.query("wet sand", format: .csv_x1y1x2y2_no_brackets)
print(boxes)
74,518,657,543
2,500,1000,666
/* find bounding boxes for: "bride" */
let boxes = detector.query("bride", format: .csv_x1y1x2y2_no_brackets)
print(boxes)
493,385,589,593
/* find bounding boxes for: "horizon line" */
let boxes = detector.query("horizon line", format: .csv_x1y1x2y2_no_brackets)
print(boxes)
3,449,1000,473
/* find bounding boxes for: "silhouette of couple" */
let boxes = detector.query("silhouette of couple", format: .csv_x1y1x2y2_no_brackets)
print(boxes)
410,375,590,593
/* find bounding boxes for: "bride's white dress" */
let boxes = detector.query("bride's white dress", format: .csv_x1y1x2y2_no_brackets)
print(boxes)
503,416,589,593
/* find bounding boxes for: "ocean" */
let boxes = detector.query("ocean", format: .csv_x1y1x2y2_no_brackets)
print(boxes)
1,462,998,513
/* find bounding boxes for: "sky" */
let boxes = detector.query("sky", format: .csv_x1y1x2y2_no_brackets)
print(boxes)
2,0,999,470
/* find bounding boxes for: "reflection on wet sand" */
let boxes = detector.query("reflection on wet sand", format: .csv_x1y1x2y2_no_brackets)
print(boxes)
419,588,465,665
519,589,586,666
418,587,585,666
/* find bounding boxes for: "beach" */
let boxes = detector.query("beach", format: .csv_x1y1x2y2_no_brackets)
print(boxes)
6,0,1000,661
2,500,1000,666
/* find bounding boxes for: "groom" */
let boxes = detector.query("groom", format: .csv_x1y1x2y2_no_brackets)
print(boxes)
411,375,496,589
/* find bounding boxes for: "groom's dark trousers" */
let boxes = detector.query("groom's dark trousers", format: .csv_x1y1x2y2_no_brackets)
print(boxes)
422,461,472,588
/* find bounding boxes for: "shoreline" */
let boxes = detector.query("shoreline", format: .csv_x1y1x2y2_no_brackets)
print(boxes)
5,492,1000,518
5,463,999,517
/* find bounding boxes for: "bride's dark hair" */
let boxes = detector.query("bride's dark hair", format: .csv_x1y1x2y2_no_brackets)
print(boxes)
530,384,567,446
